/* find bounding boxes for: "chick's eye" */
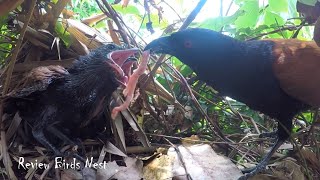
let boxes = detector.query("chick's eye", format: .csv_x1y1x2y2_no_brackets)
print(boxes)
184,40,192,48
108,44,115,50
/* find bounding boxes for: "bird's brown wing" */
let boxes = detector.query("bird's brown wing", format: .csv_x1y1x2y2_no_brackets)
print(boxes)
6,65,69,98
271,39,320,107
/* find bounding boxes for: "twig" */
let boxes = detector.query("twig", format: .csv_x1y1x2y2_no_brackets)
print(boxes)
141,90,165,123
170,65,227,142
100,0,130,44
178,0,207,31
161,0,183,22
225,0,235,16
246,23,314,41
164,138,193,180
300,110,318,149
146,133,258,145
225,99,261,134
139,0,207,95
291,19,307,38
159,0,228,142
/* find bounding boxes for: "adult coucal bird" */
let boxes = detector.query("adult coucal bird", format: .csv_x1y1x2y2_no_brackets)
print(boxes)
144,28,318,179
4,44,139,158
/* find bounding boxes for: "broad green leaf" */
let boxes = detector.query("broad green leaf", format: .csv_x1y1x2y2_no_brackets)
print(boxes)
234,0,259,29
301,112,312,123
198,10,245,31
112,4,140,15
94,20,107,29
263,10,285,26
138,13,168,29
180,64,193,77
268,0,288,12
172,56,184,68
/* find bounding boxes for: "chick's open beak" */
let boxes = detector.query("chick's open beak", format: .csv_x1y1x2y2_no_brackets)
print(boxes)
106,48,139,86
122,57,138,77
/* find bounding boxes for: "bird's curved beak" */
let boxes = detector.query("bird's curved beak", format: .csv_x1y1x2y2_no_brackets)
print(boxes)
144,36,173,54
107,48,139,86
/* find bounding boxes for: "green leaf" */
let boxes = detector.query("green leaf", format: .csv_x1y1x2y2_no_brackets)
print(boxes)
180,64,193,77
301,112,312,123
112,4,140,15
268,0,288,12
55,22,72,47
94,20,107,29
198,10,245,31
137,13,168,29
234,0,259,29
172,56,184,67
263,10,285,26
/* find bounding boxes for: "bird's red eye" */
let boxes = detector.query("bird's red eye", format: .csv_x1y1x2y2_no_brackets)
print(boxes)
184,40,192,48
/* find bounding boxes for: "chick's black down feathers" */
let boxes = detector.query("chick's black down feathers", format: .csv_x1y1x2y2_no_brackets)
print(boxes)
4,44,135,157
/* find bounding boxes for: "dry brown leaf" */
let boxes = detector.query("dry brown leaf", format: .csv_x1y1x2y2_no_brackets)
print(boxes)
5,112,22,140
143,154,175,180
248,158,305,180
181,135,201,146
47,0,71,28
111,99,127,152
122,0,130,7
112,91,151,148
107,20,121,45
271,158,305,180
62,9,75,19
82,13,107,26
297,149,320,174
64,19,112,48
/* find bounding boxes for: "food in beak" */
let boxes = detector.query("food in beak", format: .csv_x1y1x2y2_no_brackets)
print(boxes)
106,48,139,85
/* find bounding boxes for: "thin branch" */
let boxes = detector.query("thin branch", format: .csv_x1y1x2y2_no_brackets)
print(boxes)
247,23,314,40
100,0,130,44
225,0,235,16
161,0,183,22
178,0,207,31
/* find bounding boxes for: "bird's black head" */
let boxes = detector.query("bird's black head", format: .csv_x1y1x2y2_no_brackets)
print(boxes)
73,43,139,87
144,28,239,68
65,44,139,100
